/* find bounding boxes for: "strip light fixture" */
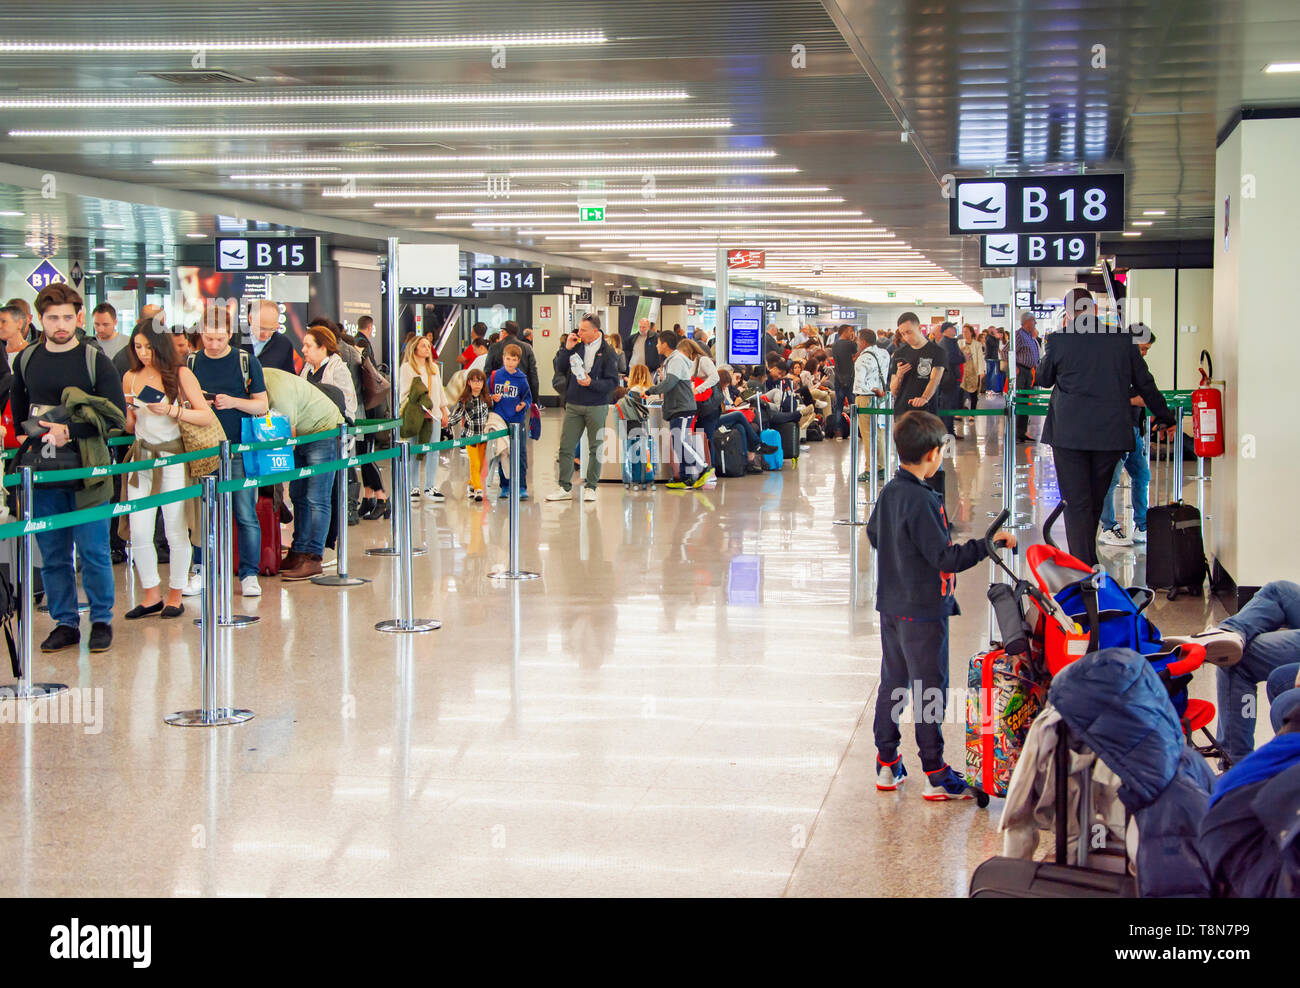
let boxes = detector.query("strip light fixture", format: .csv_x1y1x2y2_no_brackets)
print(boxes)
232,167,797,181
376,197,844,208
1,88,688,110
0,33,608,54
159,150,772,167
10,119,731,139
441,209,860,221
322,185,833,198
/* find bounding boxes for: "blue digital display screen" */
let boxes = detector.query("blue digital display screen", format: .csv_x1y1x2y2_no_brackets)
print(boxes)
728,304,764,364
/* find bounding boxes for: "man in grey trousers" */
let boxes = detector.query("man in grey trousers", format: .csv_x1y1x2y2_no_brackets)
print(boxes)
545,313,621,503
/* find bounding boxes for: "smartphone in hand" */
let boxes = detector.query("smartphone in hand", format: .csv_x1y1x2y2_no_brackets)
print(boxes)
135,385,166,406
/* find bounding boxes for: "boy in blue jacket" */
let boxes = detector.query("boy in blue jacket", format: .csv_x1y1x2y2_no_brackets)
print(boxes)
488,344,534,499
866,410,1016,799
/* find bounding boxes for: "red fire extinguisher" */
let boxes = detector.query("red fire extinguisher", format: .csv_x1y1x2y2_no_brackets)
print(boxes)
1192,350,1224,458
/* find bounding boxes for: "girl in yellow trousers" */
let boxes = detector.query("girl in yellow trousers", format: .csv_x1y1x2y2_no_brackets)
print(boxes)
448,368,493,502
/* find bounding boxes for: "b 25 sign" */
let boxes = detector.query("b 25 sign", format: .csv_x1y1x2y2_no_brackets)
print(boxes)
216,236,320,273
949,175,1123,234
981,234,1098,268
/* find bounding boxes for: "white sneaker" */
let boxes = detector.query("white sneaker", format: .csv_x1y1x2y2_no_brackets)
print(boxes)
545,489,572,502
240,575,262,598
1162,627,1245,668
425,488,445,502
1131,527,1147,544
182,570,203,597
409,488,421,500
582,488,597,503
1098,525,1132,547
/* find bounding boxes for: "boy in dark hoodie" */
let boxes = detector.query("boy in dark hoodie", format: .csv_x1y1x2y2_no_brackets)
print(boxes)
866,410,1016,800
487,344,534,499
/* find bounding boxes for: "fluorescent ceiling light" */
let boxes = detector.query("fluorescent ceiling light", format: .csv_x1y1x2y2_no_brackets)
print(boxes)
377,197,843,209
1264,62,1300,73
0,33,607,54
325,184,830,199
3,88,688,110
0,252,16,257
442,209,859,221
161,150,766,166
11,119,731,139
92,247,108,253
186,232,207,238
1141,210,1166,215
0,210,23,217
1131,221,1153,226
102,223,124,229
1121,231,1142,237
233,167,797,180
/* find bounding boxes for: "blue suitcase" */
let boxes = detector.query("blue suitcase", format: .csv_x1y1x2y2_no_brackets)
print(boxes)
759,429,783,471
622,428,655,487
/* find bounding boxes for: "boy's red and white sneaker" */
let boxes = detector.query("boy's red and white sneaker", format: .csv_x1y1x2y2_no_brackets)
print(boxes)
876,755,907,791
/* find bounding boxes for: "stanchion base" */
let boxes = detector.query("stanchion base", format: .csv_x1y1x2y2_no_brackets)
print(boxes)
311,574,372,587
832,519,867,527
193,614,260,628
0,682,68,700
489,569,540,581
364,546,427,557
374,618,441,633
164,707,255,727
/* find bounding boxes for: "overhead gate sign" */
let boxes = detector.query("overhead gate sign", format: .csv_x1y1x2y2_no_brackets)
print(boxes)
949,174,1124,235
727,249,765,270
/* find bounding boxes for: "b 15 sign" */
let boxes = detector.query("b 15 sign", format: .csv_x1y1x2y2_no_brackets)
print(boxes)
216,236,320,273
949,174,1123,235
727,249,765,270
981,234,1098,268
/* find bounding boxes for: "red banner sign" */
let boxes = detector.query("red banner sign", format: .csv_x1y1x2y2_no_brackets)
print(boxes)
727,249,765,270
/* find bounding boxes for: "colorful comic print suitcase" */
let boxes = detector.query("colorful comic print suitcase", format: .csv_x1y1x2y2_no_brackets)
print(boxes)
965,647,1048,798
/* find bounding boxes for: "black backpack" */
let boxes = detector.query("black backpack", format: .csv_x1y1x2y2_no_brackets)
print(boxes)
0,567,20,677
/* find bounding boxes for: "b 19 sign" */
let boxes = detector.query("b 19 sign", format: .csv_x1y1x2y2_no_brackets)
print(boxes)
981,234,1098,268
949,174,1123,235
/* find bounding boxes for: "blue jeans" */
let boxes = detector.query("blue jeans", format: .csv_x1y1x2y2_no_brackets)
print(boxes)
1100,426,1150,531
1267,664,1300,732
225,456,262,580
1218,581,1300,760
288,439,334,557
498,436,528,492
33,487,115,628
985,358,998,384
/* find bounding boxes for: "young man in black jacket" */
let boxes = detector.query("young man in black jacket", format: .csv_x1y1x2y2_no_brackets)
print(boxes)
545,313,619,502
866,410,1015,800
1037,289,1173,566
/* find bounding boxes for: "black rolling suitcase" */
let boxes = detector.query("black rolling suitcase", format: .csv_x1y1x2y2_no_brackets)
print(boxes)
714,426,747,478
969,722,1136,898
777,420,799,463
1145,502,1206,600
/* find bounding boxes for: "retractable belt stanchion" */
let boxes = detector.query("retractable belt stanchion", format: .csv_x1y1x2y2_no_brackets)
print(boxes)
0,467,67,701
833,407,864,527
490,421,540,581
867,399,880,506
313,426,370,588
1173,406,1185,502
376,440,439,633
199,439,257,628
882,394,894,476
166,475,254,726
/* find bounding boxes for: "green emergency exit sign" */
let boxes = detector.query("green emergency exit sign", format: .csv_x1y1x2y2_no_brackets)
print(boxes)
578,206,605,223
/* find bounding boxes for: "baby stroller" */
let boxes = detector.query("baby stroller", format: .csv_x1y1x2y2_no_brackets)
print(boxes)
998,501,1231,766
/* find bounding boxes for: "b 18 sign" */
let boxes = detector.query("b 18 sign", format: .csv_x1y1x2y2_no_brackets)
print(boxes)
981,234,1097,268
949,174,1123,235
216,236,320,273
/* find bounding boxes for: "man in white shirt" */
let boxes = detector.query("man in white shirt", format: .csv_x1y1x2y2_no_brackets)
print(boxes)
853,328,889,483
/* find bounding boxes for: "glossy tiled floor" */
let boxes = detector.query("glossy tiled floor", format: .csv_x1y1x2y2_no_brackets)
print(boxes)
0,414,1246,897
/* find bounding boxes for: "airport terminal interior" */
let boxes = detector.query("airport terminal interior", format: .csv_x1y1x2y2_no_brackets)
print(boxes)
0,1,1298,903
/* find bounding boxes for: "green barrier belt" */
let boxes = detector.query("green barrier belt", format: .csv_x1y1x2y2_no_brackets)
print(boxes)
215,446,401,494
107,435,134,448
24,444,221,484
346,419,399,437
231,428,338,454
0,483,201,540
408,428,510,457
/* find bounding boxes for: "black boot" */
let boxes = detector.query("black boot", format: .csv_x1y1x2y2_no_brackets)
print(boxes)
375,498,391,520
358,497,376,520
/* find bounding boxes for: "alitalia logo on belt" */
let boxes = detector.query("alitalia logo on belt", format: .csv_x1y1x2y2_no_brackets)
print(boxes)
91,466,109,476
298,468,311,478
112,504,131,516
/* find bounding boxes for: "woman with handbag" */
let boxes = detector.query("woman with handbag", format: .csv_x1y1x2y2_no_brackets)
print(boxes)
397,336,449,501
121,325,217,619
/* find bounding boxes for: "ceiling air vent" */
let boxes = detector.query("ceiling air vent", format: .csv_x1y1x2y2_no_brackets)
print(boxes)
141,70,256,86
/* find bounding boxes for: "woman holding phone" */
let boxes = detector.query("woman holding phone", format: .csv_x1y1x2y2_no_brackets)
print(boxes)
122,325,217,618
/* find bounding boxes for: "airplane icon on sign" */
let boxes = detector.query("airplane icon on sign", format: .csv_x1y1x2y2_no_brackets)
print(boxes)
958,182,1006,230
218,240,248,269
984,234,1018,265
988,242,1014,255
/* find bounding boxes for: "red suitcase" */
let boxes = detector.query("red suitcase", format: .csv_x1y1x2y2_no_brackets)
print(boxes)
255,493,282,576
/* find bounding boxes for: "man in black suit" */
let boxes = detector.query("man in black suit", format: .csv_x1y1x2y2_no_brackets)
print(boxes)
1037,289,1173,566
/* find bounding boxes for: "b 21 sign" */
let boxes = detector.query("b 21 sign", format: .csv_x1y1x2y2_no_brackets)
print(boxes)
950,174,1124,235
981,234,1097,268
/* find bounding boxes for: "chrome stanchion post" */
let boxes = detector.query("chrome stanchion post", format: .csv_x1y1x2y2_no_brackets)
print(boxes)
167,475,254,726
868,399,880,506
314,427,370,587
491,422,540,580
883,394,894,475
206,440,256,628
0,467,66,700
376,440,439,633
1174,406,1185,503
834,409,863,527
